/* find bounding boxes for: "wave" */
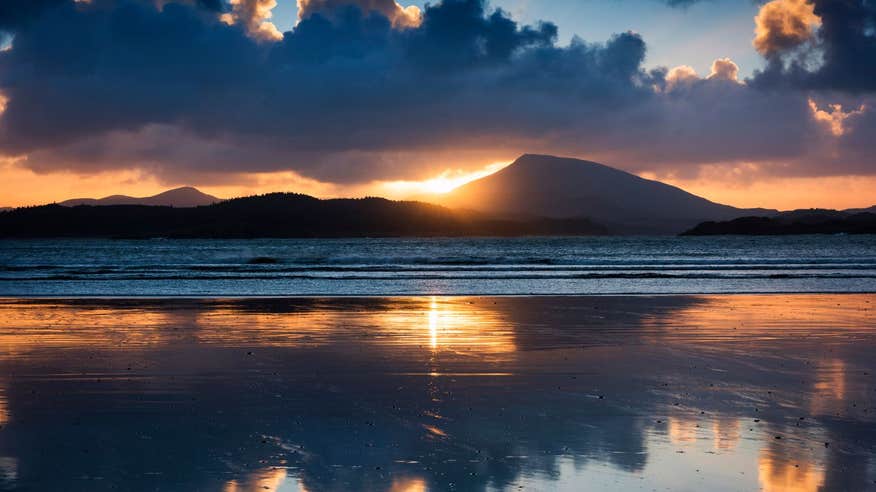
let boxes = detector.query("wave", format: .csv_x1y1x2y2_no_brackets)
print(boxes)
5,263,876,273
4,273,876,281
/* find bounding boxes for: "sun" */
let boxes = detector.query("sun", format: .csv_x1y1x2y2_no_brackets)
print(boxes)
380,160,512,198
418,175,469,194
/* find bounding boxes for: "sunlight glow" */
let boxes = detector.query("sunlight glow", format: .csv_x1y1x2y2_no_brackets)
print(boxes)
380,160,512,197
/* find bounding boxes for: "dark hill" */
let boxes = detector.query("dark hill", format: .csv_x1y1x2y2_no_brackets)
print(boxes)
437,154,775,233
59,187,220,207
0,193,606,238
682,212,876,235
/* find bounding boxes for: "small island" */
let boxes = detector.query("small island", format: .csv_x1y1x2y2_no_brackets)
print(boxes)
683,211,876,235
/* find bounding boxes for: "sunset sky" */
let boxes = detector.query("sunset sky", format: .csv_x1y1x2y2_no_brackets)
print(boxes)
1,0,874,209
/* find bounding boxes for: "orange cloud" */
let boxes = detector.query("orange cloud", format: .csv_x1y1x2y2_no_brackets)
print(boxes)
222,0,283,41
665,65,699,91
808,98,867,136
707,57,740,82
753,0,821,57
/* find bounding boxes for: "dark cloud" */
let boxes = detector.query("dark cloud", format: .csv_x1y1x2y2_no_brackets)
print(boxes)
299,0,422,28
192,0,226,10
0,0,871,185
0,0,69,34
752,0,876,92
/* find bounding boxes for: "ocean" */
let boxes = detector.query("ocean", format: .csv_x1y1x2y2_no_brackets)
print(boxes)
1,235,875,296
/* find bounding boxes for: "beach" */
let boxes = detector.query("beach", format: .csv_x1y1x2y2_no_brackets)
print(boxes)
0,294,873,491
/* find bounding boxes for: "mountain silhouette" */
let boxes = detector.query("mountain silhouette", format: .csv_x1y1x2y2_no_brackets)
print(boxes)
59,187,220,207
845,205,876,215
437,154,775,233
0,193,606,238
684,208,876,235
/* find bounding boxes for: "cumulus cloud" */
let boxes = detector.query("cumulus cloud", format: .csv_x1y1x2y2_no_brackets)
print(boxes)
808,99,866,137
664,65,699,91
297,0,421,28
664,57,740,90
753,0,821,57
0,0,872,188
221,0,282,40
707,57,739,82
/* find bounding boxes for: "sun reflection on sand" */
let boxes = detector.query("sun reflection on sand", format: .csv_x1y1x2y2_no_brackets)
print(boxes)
639,294,875,346
660,414,826,491
428,297,439,351
193,298,516,357
388,478,427,492
811,358,846,416
668,417,699,445
0,382,7,426
664,415,741,451
0,298,517,358
222,469,426,492
224,468,292,492
758,453,825,492
0,302,182,355
712,418,741,451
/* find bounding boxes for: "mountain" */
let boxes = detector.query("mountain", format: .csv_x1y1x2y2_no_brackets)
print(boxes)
683,212,876,235
59,187,220,208
0,207,11,213
436,154,775,233
0,193,606,238
845,205,876,214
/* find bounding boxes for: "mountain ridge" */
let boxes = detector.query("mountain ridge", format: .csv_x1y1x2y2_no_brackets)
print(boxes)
59,187,221,208
0,193,606,238
434,154,776,233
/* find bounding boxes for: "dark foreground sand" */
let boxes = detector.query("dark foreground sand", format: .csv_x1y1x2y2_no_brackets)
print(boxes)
0,295,873,491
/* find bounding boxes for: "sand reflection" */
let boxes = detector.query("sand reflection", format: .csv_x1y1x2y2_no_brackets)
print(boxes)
0,301,183,355
224,469,293,492
0,295,872,491
194,297,517,357
758,453,825,492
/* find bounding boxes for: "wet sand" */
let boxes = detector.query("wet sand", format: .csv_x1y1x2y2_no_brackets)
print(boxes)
0,295,874,491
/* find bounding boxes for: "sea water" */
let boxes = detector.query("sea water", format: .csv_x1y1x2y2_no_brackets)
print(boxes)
1,235,875,296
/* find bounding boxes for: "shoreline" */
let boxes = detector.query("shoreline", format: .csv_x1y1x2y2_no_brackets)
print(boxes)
2,291,876,299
